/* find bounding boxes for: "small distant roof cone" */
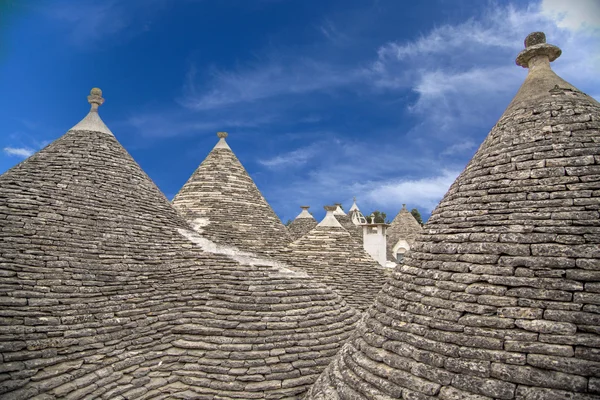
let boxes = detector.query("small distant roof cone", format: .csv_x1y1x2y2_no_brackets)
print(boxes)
172,132,293,257
348,196,368,225
287,206,388,311
307,33,600,399
386,203,423,261
287,205,318,240
0,90,360,399
333,202,363,242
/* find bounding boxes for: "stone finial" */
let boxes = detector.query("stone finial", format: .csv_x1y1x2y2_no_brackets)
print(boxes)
524,31,546,47
301,206,310,210
324,205,337,212
217,131,228,139
87,88,104,112
516,31,561,68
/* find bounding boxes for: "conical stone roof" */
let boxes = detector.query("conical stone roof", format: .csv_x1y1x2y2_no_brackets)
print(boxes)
307,33,600,400
0,90,360,400
286,206,388,312
333,203,364,243
172,132,293,257
386,203,424,260
287,206,318,241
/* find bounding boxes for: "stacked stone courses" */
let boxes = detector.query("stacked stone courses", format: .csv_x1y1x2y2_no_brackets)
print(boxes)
286,208,388,312
386,204,424,261
172,132,293,258
0,91,360,399
333,214,363,244
287,207,318,241
307,33,600,399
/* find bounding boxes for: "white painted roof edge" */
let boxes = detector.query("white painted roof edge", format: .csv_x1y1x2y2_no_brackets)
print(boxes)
318,209,344,227
69,111,114,136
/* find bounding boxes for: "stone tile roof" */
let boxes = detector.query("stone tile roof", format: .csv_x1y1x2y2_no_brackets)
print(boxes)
334,213,364,244
172,132,293,257
0,91,361,399
287,206,317,241
386,203,423,260
286,207,388,312
307,32,600,400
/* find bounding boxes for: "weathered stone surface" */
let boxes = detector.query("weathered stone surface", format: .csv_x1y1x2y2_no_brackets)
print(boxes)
283,222,388,312
0,95,360,399
172,133,293,257
387,204,424,262
306,34,600,400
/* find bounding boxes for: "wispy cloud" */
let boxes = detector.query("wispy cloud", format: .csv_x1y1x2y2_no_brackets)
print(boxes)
3,147,34,158
181,59,361,111
540,0,600,31
362,170,459,212
40,0,167,47
259,144,322,168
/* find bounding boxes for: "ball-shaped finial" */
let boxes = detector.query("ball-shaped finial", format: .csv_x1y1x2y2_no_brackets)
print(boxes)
217,131,228,139
87,87,104,110
324,205,337,212
524,32,546,48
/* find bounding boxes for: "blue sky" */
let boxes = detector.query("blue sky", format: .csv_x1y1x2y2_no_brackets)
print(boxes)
1,0,599,223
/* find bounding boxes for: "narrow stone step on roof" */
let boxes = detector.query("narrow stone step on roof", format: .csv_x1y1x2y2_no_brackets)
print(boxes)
287,205,318,241
386,203,423,262
307,32,600,400
172,132,293,257
0,89,360,400
286,206,388,312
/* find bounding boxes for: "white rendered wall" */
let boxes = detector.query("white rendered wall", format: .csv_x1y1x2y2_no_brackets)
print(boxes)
362,225,387,267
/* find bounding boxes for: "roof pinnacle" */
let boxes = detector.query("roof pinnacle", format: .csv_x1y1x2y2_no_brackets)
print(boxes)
217,131,228,139
87,88,104,112
516,31,561,69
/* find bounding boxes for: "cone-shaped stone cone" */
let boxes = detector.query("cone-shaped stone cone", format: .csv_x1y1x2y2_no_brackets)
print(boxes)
287,206,318,240
307,33,600,400
172,132,293,257
0,90,360,399
333,204,364,243
287,207,388,312
387,204,423,261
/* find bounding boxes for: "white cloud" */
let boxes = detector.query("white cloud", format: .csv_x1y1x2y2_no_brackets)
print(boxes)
259,144,321,168
3,147,35,158
181,59,361,111
363,170,460,212
541,0,600,31
441,140,477,156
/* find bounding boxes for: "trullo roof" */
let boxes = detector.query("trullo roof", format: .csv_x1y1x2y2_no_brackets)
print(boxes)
287,205,318,241
333,203,364,243
172,132,293,257
0,89,360,399
307,32,600,400
386,203,424,259
287,206,388,311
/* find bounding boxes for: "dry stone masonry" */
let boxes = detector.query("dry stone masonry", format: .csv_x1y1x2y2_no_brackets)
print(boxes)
333,204,363,244
0,91,361,400
287,206,317,241
307,32,600,400
285,207,388,312
386,204,424,262
172,132,293,258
